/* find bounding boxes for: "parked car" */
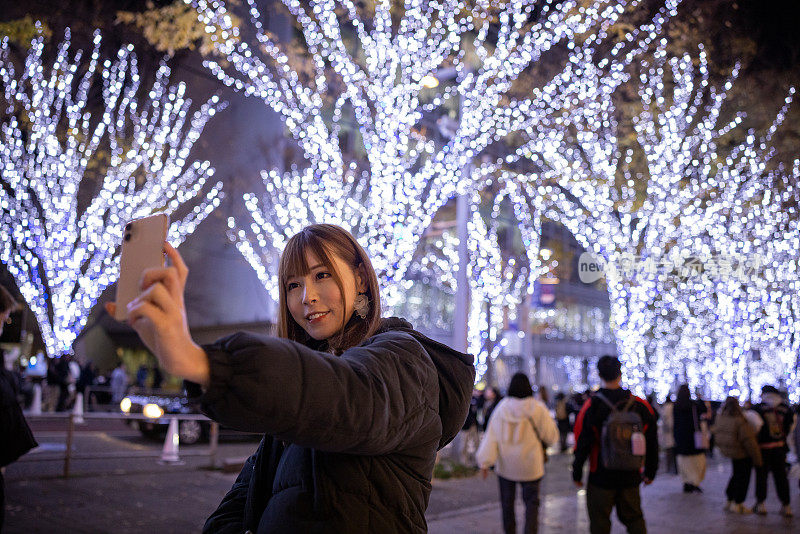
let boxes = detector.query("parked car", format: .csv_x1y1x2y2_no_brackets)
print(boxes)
120,392,259,445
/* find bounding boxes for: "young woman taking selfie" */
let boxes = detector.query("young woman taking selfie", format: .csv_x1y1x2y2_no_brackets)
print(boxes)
108,223,475,533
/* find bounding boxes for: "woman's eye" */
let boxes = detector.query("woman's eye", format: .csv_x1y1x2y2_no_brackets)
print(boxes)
287,282,300,290
316,271,331,280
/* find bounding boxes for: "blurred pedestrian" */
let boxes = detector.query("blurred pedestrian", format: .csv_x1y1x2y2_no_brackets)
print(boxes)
572,356,658,534
0,286,38,531
711,396,762,514
476,373,558,534
752,385,794,516
107,224,475,532
673,384,709,493
53,355,71,412
76,361,96,397
457,388,482,465
151,365,163,390
794,403,800,491
536,384,550,407
110,362,128,404
658,395,677,474
135,364,149,389
555,392,570,452
697,390,716,458
479,386,502,432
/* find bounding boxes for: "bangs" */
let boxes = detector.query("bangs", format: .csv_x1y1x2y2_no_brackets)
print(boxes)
279,229,339,284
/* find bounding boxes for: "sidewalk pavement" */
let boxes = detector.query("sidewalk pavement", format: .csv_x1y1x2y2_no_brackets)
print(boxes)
5,450,799,533
428,456,799,533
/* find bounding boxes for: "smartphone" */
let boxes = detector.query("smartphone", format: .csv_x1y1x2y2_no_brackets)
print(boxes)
114,213,170,321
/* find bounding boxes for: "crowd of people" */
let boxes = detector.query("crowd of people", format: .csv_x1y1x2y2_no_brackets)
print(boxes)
454,355,798,534
1,354,170,415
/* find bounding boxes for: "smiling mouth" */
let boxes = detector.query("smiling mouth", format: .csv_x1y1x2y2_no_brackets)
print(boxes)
306,311,330,323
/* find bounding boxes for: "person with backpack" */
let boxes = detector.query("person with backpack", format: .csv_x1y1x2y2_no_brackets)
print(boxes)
752,384,794,517
572,356,658,534
476,373,558,534
711,396,762,514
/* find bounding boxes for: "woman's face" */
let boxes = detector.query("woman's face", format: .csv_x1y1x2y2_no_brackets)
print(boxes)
286,248,365,341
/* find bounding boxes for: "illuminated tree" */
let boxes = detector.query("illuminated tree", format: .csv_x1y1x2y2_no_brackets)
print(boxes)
0,31,224,356
512,38,798,397
408,181,544,375
193,0,655,306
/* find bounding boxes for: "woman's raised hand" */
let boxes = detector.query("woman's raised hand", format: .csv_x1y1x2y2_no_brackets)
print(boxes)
105,242,209,386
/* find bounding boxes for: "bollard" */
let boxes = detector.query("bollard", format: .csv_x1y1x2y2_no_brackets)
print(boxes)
72,392,85,424
159,418,183,464
31,382,42,415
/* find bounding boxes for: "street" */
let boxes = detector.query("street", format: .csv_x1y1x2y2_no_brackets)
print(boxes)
4,418,798,533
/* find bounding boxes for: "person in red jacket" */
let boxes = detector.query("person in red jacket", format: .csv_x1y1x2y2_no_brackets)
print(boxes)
572,356,658,534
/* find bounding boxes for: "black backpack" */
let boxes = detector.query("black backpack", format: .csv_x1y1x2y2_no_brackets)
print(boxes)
594,392,645,471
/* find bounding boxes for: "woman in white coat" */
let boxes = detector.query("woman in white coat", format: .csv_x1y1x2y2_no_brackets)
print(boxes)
476,373,559,534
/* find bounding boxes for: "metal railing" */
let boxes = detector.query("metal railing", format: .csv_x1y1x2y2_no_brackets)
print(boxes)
20,411,221,478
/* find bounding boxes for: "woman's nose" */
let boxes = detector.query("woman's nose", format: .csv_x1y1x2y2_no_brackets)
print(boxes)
302,285,318,304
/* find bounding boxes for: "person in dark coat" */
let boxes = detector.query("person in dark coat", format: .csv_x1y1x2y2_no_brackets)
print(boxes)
752,385,794,517
53,355,71,411
150,365,164,390
107,224,475,533
135,365,149,389
479,386,501,432
673,384,709,493
0,286,38,530
554,392,570,452
572,356,658,534
76,361,96,396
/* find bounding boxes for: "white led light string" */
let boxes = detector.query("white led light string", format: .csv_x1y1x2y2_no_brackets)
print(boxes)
507,38,798,398
190,0,648,310
0,30,224,356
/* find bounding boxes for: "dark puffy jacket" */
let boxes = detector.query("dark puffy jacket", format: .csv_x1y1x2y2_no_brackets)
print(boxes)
195,318,474,533
0,367,38,467
753,397,794,450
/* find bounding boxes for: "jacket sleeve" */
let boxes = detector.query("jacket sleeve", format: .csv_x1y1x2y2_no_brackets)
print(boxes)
533,401,559,448
475,414,499,469
571,399,593,482
203,447,258,534
197,331,440,455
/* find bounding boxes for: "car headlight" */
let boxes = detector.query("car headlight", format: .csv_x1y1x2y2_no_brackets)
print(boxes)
120,397,131,414
143,403,165,419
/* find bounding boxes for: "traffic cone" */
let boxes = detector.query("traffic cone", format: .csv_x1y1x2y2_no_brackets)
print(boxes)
72,392,85,424
159,418,183,464
31,382,42,415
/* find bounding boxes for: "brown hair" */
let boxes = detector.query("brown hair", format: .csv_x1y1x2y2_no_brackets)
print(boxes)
0,285,19,314
276,224,381,354
720,396,743,418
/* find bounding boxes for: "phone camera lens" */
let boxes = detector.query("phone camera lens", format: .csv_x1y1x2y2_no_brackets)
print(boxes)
124,233,132,242
125,223,132,230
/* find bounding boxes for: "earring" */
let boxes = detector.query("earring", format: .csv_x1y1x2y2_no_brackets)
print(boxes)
354,292,369,319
